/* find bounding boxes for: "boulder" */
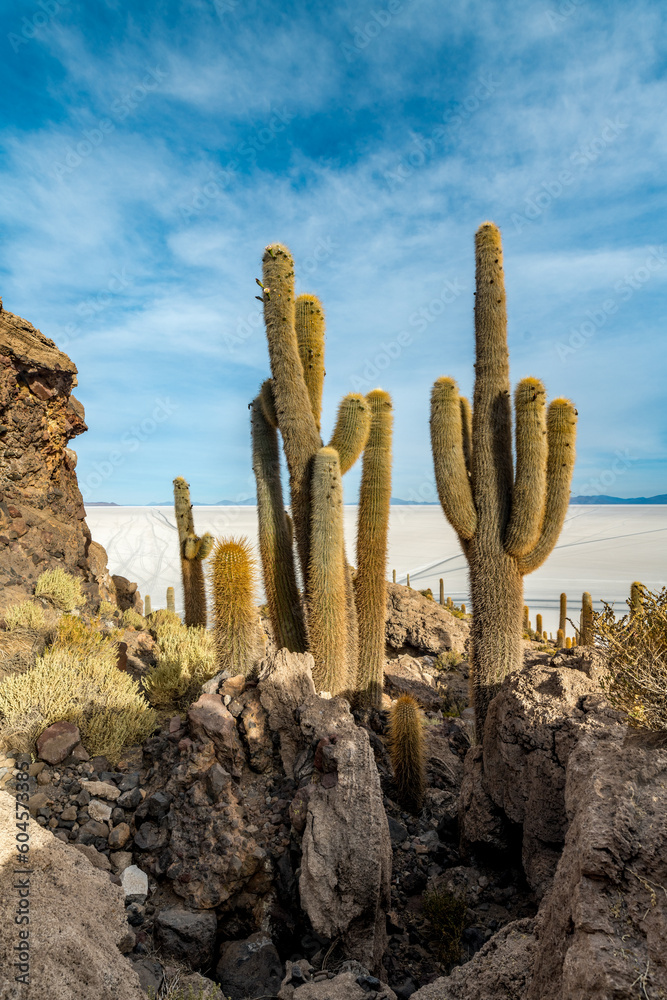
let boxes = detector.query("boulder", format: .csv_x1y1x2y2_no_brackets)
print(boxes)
187,693,245,778
36,721,81,764
384,654,443,709
0,789,143,999
120,865,149,905
155,906,217,971
216,932,283,999
460,661,625,896
259,649,391,973
0,305,116,607
385,583,468,656
112,575,143,613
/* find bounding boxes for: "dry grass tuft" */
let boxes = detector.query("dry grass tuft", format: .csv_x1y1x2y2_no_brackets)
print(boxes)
143,626,218,707
35,567,84,611
4,600,46,632
596,585,667,731
0,618,156,763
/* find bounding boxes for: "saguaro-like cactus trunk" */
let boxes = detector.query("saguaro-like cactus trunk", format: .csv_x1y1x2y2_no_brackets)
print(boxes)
430,223,577,729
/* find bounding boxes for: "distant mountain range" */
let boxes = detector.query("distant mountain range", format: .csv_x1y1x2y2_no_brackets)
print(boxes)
570,494,667,505
86,494,667,507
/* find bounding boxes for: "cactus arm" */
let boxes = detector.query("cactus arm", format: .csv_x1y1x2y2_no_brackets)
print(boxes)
259,378,278,429
355,389,393,708
173,476,196,544
307,447,350,697
262,244,322,584
430,377,477,542
195,533,214,560
295,294,326,431
327,393,372,475
504,377,548,557
460,395,473,475
517,397,577,575
251,397,307,653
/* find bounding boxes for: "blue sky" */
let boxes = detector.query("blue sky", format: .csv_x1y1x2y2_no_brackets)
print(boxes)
1,0,666,504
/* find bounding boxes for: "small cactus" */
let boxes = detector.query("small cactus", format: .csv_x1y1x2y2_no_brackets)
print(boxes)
211,537,264,675
523,606,530,633
144,595,152,616
565,636,572,649
387,695,425,813
557,628,564,648
630,580,644,618
439,579,444,605
536,613,543,636
559,592,567,636
166,587,176,613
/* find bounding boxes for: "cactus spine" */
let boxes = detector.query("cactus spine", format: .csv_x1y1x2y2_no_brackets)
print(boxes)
166,587,175,613
355,389,393,707
173,477,213,627
630,581,644,618
387,695,425,813
559,592,567,635
211,538,264,674
430,223,577,730
581,592,593,645
308,448,355,696
144,595,152,616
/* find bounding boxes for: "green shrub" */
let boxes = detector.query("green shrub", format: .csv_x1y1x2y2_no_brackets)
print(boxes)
147,608,183,639
4,600,46,632
144,626,218,707
122,608,146,630
423,888,467,965
597,586,667,731
35,568,83,611
419,588,434,601
98,600,117,618
434,649,464,670
0,633,156,763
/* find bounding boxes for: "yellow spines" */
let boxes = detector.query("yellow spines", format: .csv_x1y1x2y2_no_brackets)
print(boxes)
328,393,372,474
559,592,567,635
557,628,565,648
307,448,353,697
430,377,477,542
251,397,307,652
504,378,547,556
355,389,393,708
166,587,175,613
295,294,326,431
262,244,322,584
211,537,264,675
581,592,593,645
518,398,578,575
387,695,425,813
565,636,572,649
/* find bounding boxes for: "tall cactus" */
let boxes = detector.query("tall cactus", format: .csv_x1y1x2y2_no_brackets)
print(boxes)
173,477,214,627
430,222,577,729
581,592,593,645
307,448,355,696
355,389,393,707
536,613,543,638
559,592,567,635
251,393,307,652
630,580,644,618
211,537,264,675
387,694,425,813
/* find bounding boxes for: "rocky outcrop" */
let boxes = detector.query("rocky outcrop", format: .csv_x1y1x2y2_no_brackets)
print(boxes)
0,788,143,1000
259,650,392,974
385,584,469,657
460,660,625,896
527,731,667,1000
0,305,116,608
280,967,398,999
411,918,537,999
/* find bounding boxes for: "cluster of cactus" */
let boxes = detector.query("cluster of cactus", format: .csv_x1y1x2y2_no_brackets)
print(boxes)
430,222,577,730
173,477,214,626
251,243,393,706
